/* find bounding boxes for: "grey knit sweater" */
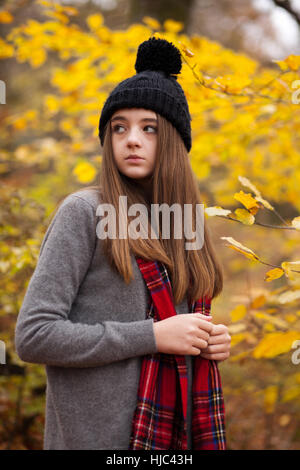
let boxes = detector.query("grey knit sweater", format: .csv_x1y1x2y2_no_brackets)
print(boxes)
14,188,193,450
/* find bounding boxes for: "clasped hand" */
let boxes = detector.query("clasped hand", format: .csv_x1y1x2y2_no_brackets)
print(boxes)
199,321,231,362
153,312,231,361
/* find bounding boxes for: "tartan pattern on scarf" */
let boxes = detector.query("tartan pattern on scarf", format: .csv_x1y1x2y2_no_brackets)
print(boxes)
128,257,226,450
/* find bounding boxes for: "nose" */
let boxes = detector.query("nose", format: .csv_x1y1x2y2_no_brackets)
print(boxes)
126,127,141,147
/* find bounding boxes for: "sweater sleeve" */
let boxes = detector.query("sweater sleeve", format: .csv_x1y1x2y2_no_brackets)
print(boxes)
15,194,158,368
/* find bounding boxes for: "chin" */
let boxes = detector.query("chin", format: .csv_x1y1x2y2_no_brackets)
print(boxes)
126,172,150,181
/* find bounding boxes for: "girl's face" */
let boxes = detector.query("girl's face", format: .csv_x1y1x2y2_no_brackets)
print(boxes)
110,108,158,185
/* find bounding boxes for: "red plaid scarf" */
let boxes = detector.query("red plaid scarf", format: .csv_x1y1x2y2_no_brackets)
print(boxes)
129,257,226,450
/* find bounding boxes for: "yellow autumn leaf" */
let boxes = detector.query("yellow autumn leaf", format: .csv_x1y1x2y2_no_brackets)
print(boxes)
284,54,300,71
281,261,300,281
254,195,274,211
250,294,266,309
0,11,13,23
230,304,247,322
204,206,232,217
24,110,37,121
254,311,288,329
142,16,161,30
264,385,278,414
229,350,249,362
36,0,56,8
59,118,74,133
273,58,289,71
238,175,261,197
12,117,27,130
86,14,104,30
230,332,246,347
234,190,260,210
212,104,234,121
282,386,300,403
264,323,275,332
37,0,54,7
266,308,277,314
229,246,259,261
91,155,103,164
45,10,70,24
248,205,260,216
163,19,184,33
180,43,195,57
285,314,297,323
253,331,300,359
29,48,47,68
215,75,251,93
44,94,60,114
294,372,300,384
0,38,14,58
265,267,284,282
72,161,97,184
233,208,255,225
220,237,260,262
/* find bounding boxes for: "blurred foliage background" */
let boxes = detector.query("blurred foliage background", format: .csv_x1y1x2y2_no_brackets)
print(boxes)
1,0,300,450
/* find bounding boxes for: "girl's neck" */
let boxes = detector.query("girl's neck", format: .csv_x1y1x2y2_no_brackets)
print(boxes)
133,176,153,204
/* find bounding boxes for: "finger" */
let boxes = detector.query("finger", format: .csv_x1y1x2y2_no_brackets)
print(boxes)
201,343,230,354
193,338,208,350
210,324,228,335
200,351,230,361
196,329,210,342
191,346,202,356
195,318,214,333
207,333,231,345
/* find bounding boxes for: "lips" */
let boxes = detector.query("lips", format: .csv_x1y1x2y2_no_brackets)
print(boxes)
126,155,143,160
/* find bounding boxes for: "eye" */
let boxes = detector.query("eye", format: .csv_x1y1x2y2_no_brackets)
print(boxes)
112,125,125,133
144,125,157,133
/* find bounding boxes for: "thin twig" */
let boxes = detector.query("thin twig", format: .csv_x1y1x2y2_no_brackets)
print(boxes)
216,214,297,230
181,54,291,105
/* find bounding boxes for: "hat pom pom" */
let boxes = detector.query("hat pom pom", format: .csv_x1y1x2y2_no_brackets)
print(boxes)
135,37,182,78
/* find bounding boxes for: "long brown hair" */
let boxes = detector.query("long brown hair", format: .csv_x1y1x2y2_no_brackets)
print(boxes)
79,112,223,305
55,112,223,305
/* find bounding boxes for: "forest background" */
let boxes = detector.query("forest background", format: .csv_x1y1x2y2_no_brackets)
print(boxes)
1,0,300,450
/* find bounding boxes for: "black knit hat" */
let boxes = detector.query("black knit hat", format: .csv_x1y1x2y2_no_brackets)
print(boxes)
98,37,192,152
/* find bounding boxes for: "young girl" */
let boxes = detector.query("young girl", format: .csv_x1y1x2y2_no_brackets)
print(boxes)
15,37,231,450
